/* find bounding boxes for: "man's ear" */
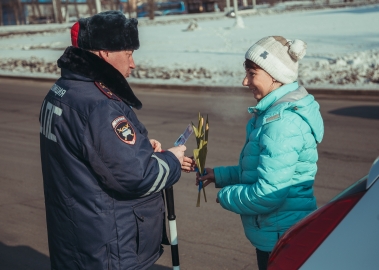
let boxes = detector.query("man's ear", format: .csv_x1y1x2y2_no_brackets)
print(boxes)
98,50,109,61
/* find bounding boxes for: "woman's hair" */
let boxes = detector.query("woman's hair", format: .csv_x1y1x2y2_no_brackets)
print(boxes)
243,59,261,70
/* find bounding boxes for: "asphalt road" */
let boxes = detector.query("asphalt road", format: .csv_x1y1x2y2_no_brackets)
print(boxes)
0,78,378,270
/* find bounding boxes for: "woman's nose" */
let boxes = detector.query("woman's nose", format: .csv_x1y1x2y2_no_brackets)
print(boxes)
242,76,248,86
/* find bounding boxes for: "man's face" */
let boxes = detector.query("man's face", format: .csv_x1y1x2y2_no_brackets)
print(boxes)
105,50,135,78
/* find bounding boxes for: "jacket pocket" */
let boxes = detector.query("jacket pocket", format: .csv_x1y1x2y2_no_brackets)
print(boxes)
106,242,112,270
133,194,164,263
106,238,119,270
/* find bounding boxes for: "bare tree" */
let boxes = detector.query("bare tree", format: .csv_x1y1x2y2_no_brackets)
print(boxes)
52,0,63,23
0,1,3,26
87,0,96,15
64,0,69,22
148,0,155,20
109,0,115,10
32,0,42,18
11,0,21,25
17,0,25,24
73,0,80,19
116,0,123,11
127,0,132,17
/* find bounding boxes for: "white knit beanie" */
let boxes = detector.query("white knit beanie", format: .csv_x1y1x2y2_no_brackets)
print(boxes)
244,36,307,84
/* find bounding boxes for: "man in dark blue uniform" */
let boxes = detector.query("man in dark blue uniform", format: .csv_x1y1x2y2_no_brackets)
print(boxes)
39,11,192,269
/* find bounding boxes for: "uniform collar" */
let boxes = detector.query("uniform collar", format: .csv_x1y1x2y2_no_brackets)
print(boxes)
57,46,142,110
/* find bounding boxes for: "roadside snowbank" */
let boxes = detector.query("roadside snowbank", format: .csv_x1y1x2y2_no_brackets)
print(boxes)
0,3,378,90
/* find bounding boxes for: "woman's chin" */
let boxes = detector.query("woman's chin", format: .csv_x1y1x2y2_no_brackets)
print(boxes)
252,92,260,100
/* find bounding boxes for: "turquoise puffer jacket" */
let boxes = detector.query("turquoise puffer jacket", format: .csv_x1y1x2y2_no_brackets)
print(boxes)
214,82,324,252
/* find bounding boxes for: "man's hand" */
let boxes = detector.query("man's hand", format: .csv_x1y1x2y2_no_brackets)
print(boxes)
181,156,196,173
150,139,162,152
167,145,186,165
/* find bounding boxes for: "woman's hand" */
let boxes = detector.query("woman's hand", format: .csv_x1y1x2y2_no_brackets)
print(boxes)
196,167,215,188
150,139,162,152
181,156,196,173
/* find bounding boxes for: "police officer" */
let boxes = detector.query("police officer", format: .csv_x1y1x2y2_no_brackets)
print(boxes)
39,11,193,269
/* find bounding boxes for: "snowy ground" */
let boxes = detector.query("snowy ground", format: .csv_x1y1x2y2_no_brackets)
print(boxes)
0,2,379,90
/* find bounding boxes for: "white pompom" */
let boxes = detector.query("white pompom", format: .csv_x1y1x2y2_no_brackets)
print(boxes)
288,39,307,61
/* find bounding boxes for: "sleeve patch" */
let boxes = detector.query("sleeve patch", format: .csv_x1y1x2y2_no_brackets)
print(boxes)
112,116,136,145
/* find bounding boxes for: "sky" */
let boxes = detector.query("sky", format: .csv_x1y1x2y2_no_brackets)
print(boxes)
0,2,379,89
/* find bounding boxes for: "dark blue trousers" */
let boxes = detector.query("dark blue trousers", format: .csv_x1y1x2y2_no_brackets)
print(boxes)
256,248,271,270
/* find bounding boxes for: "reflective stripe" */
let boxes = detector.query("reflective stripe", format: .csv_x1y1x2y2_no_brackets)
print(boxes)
40,100,62,142
142,154,170,196
271,86,308,108
169,220,178,245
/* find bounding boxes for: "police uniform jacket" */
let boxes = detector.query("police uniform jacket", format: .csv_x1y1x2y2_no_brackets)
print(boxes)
39,47,181,269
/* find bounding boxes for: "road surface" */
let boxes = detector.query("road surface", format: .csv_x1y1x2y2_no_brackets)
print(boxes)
0,78,378,270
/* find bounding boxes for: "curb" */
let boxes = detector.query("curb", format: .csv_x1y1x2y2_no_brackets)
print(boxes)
1,73,379,101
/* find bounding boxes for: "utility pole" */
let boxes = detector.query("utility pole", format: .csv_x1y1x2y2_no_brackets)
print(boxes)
148,0,155,20
95,0,101,13
233,0,244,28
225,0,230,12
52,0,63,23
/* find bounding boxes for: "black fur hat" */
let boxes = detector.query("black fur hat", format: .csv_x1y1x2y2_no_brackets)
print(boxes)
71,11,139,51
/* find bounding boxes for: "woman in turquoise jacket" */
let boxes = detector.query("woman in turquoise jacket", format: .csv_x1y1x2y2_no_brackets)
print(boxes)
196,36,324,270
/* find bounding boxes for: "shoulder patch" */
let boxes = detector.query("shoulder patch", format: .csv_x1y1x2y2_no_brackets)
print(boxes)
112,116,136,145
95,82,120,101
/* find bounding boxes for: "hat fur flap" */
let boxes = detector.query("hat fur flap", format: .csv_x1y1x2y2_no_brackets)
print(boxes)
78,11,140,51
57,46,142,109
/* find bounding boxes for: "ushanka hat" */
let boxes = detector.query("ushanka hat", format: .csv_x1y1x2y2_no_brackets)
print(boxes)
245,36,307,84
71,11,139,51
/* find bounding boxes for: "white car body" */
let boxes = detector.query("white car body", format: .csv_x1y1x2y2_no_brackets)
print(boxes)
269,157,379,270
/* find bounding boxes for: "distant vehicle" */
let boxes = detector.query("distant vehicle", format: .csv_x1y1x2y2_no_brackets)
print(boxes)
268,157,379,269
137,1,186,17
28,15,53,24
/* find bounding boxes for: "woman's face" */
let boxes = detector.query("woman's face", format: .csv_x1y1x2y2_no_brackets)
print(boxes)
242,67,276,102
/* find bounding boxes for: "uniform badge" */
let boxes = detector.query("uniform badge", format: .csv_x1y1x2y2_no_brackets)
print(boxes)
112,116,136,145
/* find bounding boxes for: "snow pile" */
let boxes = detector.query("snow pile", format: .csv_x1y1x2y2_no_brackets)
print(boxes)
0,57,60,75
131,49,379,88
21,41,66,50
1,48,378,89
300,50,379,87
0,4,379,90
